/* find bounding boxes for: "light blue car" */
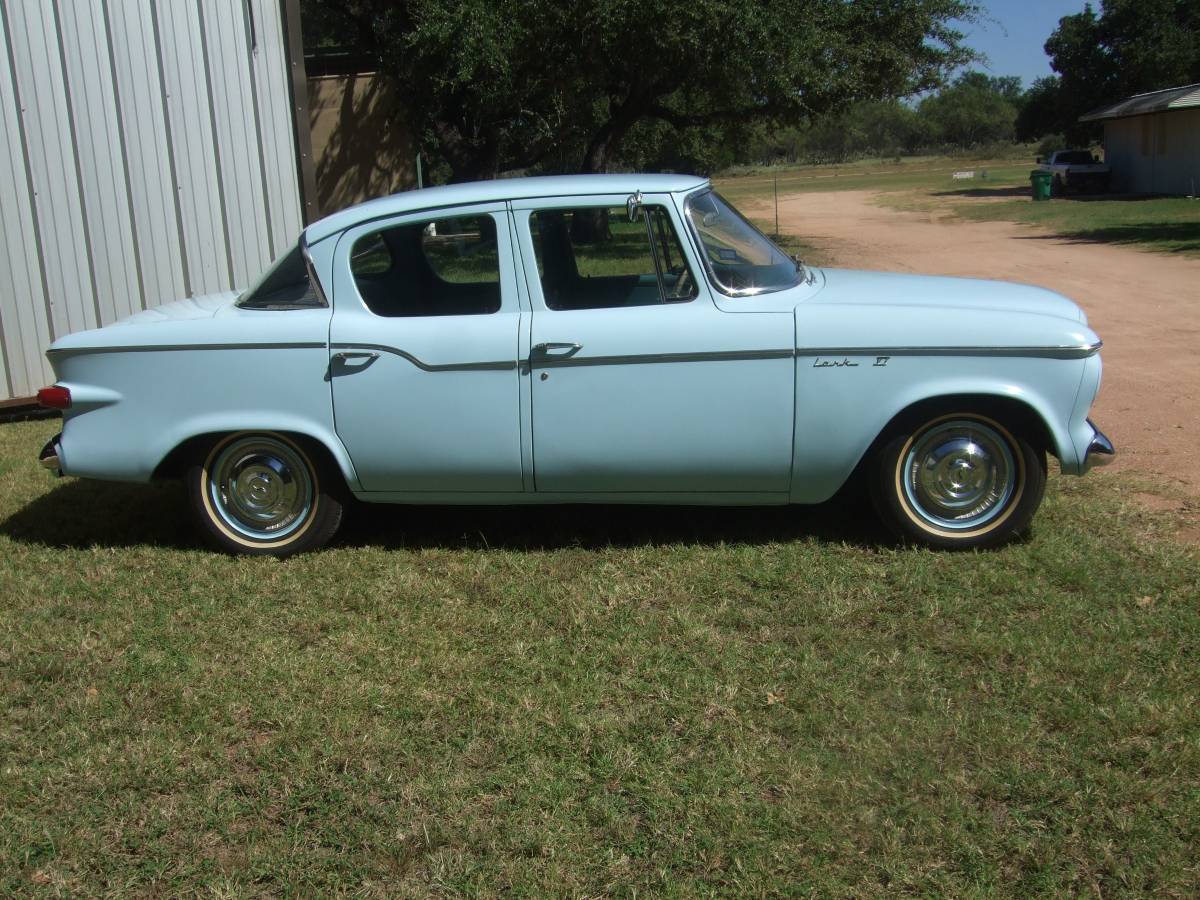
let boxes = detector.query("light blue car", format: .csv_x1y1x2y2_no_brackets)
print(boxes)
37,175,1113,555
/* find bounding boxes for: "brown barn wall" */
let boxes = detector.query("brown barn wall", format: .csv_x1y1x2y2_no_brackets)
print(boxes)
307,73,416,214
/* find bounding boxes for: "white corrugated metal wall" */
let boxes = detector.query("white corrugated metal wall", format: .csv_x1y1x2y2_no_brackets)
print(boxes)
0,0,306,401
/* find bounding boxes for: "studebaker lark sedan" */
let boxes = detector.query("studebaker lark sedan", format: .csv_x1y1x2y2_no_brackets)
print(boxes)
37,174,1113,555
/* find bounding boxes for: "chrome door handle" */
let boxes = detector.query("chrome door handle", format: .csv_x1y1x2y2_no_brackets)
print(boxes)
532,342,582,353
333,350,380,361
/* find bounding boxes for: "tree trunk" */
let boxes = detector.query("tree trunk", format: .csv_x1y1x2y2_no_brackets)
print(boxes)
570,207,611,244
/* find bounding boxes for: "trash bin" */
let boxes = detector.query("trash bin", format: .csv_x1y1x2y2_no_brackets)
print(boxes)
1030,170,1053,201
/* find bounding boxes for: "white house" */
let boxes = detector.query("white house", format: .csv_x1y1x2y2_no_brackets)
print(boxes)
1080,83,1200,196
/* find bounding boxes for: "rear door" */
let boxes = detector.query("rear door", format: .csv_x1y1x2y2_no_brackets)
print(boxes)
328,203,524,492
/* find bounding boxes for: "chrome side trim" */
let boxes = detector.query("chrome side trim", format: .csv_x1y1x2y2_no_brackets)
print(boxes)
48,342,328,357
334,344,792,371
796,341,1102,360
535,348,795,368
330,342,516,372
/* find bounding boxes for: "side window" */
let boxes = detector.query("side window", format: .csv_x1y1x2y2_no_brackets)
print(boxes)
530,205,697,311
349,215,501,317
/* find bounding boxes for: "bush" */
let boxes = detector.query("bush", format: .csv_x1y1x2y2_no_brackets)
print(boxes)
1036,133,1066,159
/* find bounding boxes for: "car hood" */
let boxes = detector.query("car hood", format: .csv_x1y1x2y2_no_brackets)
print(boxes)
811,268,1087,324
111,290,241,325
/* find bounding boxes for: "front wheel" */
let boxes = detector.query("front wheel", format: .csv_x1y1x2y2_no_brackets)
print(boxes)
188,432,343,556
871,413,1046,549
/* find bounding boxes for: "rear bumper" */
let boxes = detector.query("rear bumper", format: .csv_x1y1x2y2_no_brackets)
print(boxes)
1081,420,1115,472
39,432,63,477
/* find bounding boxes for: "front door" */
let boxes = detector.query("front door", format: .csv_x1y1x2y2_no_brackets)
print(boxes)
329,205,524,492
513,197,795,494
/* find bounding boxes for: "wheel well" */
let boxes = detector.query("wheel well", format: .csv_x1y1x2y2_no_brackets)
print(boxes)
152,430,350,492
867,395,1055,463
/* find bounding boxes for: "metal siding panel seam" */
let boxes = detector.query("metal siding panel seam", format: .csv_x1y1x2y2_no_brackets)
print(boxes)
9,0,95,338
254,0,303,247
243,0,277,260
49,0,106,331
203,1,270,286
194,0,237,287
157,0,227,293
58,0,143,324
98,0,149,314
145,0,192,299
0,0,55,396
110,0,186,307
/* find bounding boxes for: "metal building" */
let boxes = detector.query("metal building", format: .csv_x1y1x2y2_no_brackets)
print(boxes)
1081,83,1200,196
0,0,312,403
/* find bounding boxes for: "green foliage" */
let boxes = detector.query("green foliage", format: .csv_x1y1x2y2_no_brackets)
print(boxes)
734,72,1029,167
1043,0,1200,143
1015,76,1066,143
301,0,979,179
918,71,1019,147
1036,133,1068,159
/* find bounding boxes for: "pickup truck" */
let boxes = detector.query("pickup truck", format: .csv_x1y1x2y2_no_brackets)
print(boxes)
1035,150,1111,195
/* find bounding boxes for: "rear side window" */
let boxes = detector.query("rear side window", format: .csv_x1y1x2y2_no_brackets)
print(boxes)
237,243,325,309
349,215,501,317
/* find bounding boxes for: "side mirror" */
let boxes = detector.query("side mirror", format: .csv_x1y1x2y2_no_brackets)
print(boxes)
1035,156,1043,164
626,191,643,222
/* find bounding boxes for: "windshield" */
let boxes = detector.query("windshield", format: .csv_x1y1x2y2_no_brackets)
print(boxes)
683,190,802,295
237,241,326,310
1055,151,1094,165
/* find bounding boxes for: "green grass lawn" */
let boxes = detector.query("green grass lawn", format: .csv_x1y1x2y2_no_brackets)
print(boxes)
715,156,1200,257
2,418,1198,895
947,191,1200,256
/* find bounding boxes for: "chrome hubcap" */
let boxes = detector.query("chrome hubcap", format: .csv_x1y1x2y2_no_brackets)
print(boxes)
902,420,1016,531
208,437,313,541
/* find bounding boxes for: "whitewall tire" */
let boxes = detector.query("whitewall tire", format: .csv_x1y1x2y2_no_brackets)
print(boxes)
188,432,343,556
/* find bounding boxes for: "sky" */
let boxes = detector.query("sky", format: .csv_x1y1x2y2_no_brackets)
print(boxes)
956,1,1092,87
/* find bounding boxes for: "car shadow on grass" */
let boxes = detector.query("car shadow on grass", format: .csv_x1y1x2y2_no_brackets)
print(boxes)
0,479,198,551
337,493,892,551
1,478,893,552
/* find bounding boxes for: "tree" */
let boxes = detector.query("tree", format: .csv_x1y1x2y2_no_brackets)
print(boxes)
1014,76,1065,143
1042,0,1200,143
917,71,1019,147
301,0,978,181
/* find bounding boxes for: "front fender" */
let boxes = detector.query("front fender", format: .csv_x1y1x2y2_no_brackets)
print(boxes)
791,357,1086,503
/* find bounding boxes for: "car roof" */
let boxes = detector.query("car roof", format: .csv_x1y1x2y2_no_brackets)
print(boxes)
303,173,710,244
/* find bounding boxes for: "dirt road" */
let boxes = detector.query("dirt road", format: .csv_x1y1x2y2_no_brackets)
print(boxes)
754,190,1200,497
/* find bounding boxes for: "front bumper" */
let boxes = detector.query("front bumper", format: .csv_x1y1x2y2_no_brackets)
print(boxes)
1081,420,1115,472
39,432,63,477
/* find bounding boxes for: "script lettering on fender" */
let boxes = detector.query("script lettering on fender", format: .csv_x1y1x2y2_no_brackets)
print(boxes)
811,355,892,369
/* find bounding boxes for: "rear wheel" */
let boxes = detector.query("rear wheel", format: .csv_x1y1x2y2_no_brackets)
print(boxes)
188,432,343,556
871,412,1046,549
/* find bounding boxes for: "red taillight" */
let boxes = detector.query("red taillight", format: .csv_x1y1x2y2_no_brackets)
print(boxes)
37,386,71,410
